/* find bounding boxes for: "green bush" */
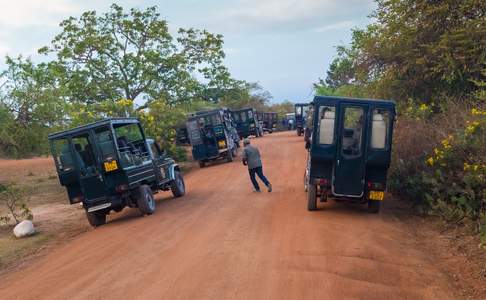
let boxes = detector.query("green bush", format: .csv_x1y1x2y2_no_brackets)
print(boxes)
390,106,486,243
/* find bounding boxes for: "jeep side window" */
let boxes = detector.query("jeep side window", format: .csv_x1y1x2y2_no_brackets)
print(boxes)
71,134,97,176
296,106,302,116
95,127,116,162
341,107,364,157
52,138,74,172
303,106,308,118
114,123,149,168
318,106,335,145
371,109,390,149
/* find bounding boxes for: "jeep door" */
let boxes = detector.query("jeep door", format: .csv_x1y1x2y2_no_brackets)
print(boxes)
333,104,368,197
71,131,108,203
148,140,171,186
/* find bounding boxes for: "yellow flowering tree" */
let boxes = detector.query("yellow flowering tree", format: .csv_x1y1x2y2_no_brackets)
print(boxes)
69,99,136,127
422,108,486,243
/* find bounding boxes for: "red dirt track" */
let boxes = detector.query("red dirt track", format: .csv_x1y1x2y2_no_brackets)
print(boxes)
0,132,456,299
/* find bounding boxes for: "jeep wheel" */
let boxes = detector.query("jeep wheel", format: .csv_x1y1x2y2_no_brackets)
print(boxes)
368,200,381,214
199,161,206,168
137,184,155,215
226,149,233,162
171,171,185,198
307,184,317,211
86,210,106,227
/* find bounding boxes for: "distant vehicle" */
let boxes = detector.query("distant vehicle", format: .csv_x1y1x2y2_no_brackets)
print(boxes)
175,126,190,146
48,118,186,227
257,112,278,133
305,96,396,213
294,103,309,136
186,108,239,168
231,108,263,138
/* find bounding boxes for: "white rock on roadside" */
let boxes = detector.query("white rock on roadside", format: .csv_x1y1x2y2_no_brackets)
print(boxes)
13,220,36,238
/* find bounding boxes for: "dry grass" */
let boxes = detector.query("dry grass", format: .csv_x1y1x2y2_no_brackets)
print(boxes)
0,228,50,270
0,157,89,272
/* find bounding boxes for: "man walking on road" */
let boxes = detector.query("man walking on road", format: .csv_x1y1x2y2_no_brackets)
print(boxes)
242,138,272,192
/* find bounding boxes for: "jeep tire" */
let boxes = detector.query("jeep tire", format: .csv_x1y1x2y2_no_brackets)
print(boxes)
307,184,317,211
86,210,106,227
137,184,155,215
171,171,185,198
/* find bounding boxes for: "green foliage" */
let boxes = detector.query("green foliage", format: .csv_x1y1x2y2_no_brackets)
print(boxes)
314,81,369,98
38,4,233,106
219,83,272,111
0,56,67,157
316,0,486,104
0,183,33,225
389,107,486,241
139,100,187,161
268,100,295,116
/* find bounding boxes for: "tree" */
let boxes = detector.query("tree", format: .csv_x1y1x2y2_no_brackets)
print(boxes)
325,46,356,89
359,0,486,102
0,56,67,156
39,4,234,106
219,83,272,110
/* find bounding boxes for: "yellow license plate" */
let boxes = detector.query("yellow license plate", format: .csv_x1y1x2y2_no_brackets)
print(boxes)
218,140,226,148
104,160,118,172
369,191,384,201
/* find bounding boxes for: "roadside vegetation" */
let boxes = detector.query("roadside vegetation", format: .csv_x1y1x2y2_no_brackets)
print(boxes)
314,0,486,242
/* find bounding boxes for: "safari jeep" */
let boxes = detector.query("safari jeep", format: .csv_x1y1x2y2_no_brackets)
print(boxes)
294,103,309,136
231,108,263,138
257,111,278,133
186,109,239,168
48,118,186,227
305,96,396,213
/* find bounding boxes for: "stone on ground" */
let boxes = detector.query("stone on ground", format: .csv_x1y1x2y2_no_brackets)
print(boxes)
13,220,36,238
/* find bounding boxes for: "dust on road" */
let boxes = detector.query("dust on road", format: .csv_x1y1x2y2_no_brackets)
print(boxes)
0,132,456,299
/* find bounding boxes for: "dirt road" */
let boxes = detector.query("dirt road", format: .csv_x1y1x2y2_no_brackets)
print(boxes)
0,132,456,299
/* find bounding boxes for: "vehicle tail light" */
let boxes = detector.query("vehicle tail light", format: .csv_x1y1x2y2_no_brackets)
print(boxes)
367,182,384,190
314,178,329,186
116,184,129,193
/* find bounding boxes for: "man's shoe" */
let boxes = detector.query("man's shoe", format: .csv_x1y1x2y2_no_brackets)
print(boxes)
267,184,272,193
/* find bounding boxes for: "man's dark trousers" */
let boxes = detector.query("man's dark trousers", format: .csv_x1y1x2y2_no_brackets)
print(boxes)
248,166,270,191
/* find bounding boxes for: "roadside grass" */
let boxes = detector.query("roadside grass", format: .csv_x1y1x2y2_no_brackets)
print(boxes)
0,158,70,272
0,227,51,270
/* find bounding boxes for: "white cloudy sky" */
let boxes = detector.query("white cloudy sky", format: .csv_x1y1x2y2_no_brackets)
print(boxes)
0,0,376,102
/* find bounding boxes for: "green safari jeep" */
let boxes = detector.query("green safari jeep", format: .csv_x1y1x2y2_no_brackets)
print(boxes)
48,118,185,227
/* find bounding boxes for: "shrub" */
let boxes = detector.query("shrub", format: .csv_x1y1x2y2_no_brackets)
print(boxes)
0,183,33,225
390,105,486,243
